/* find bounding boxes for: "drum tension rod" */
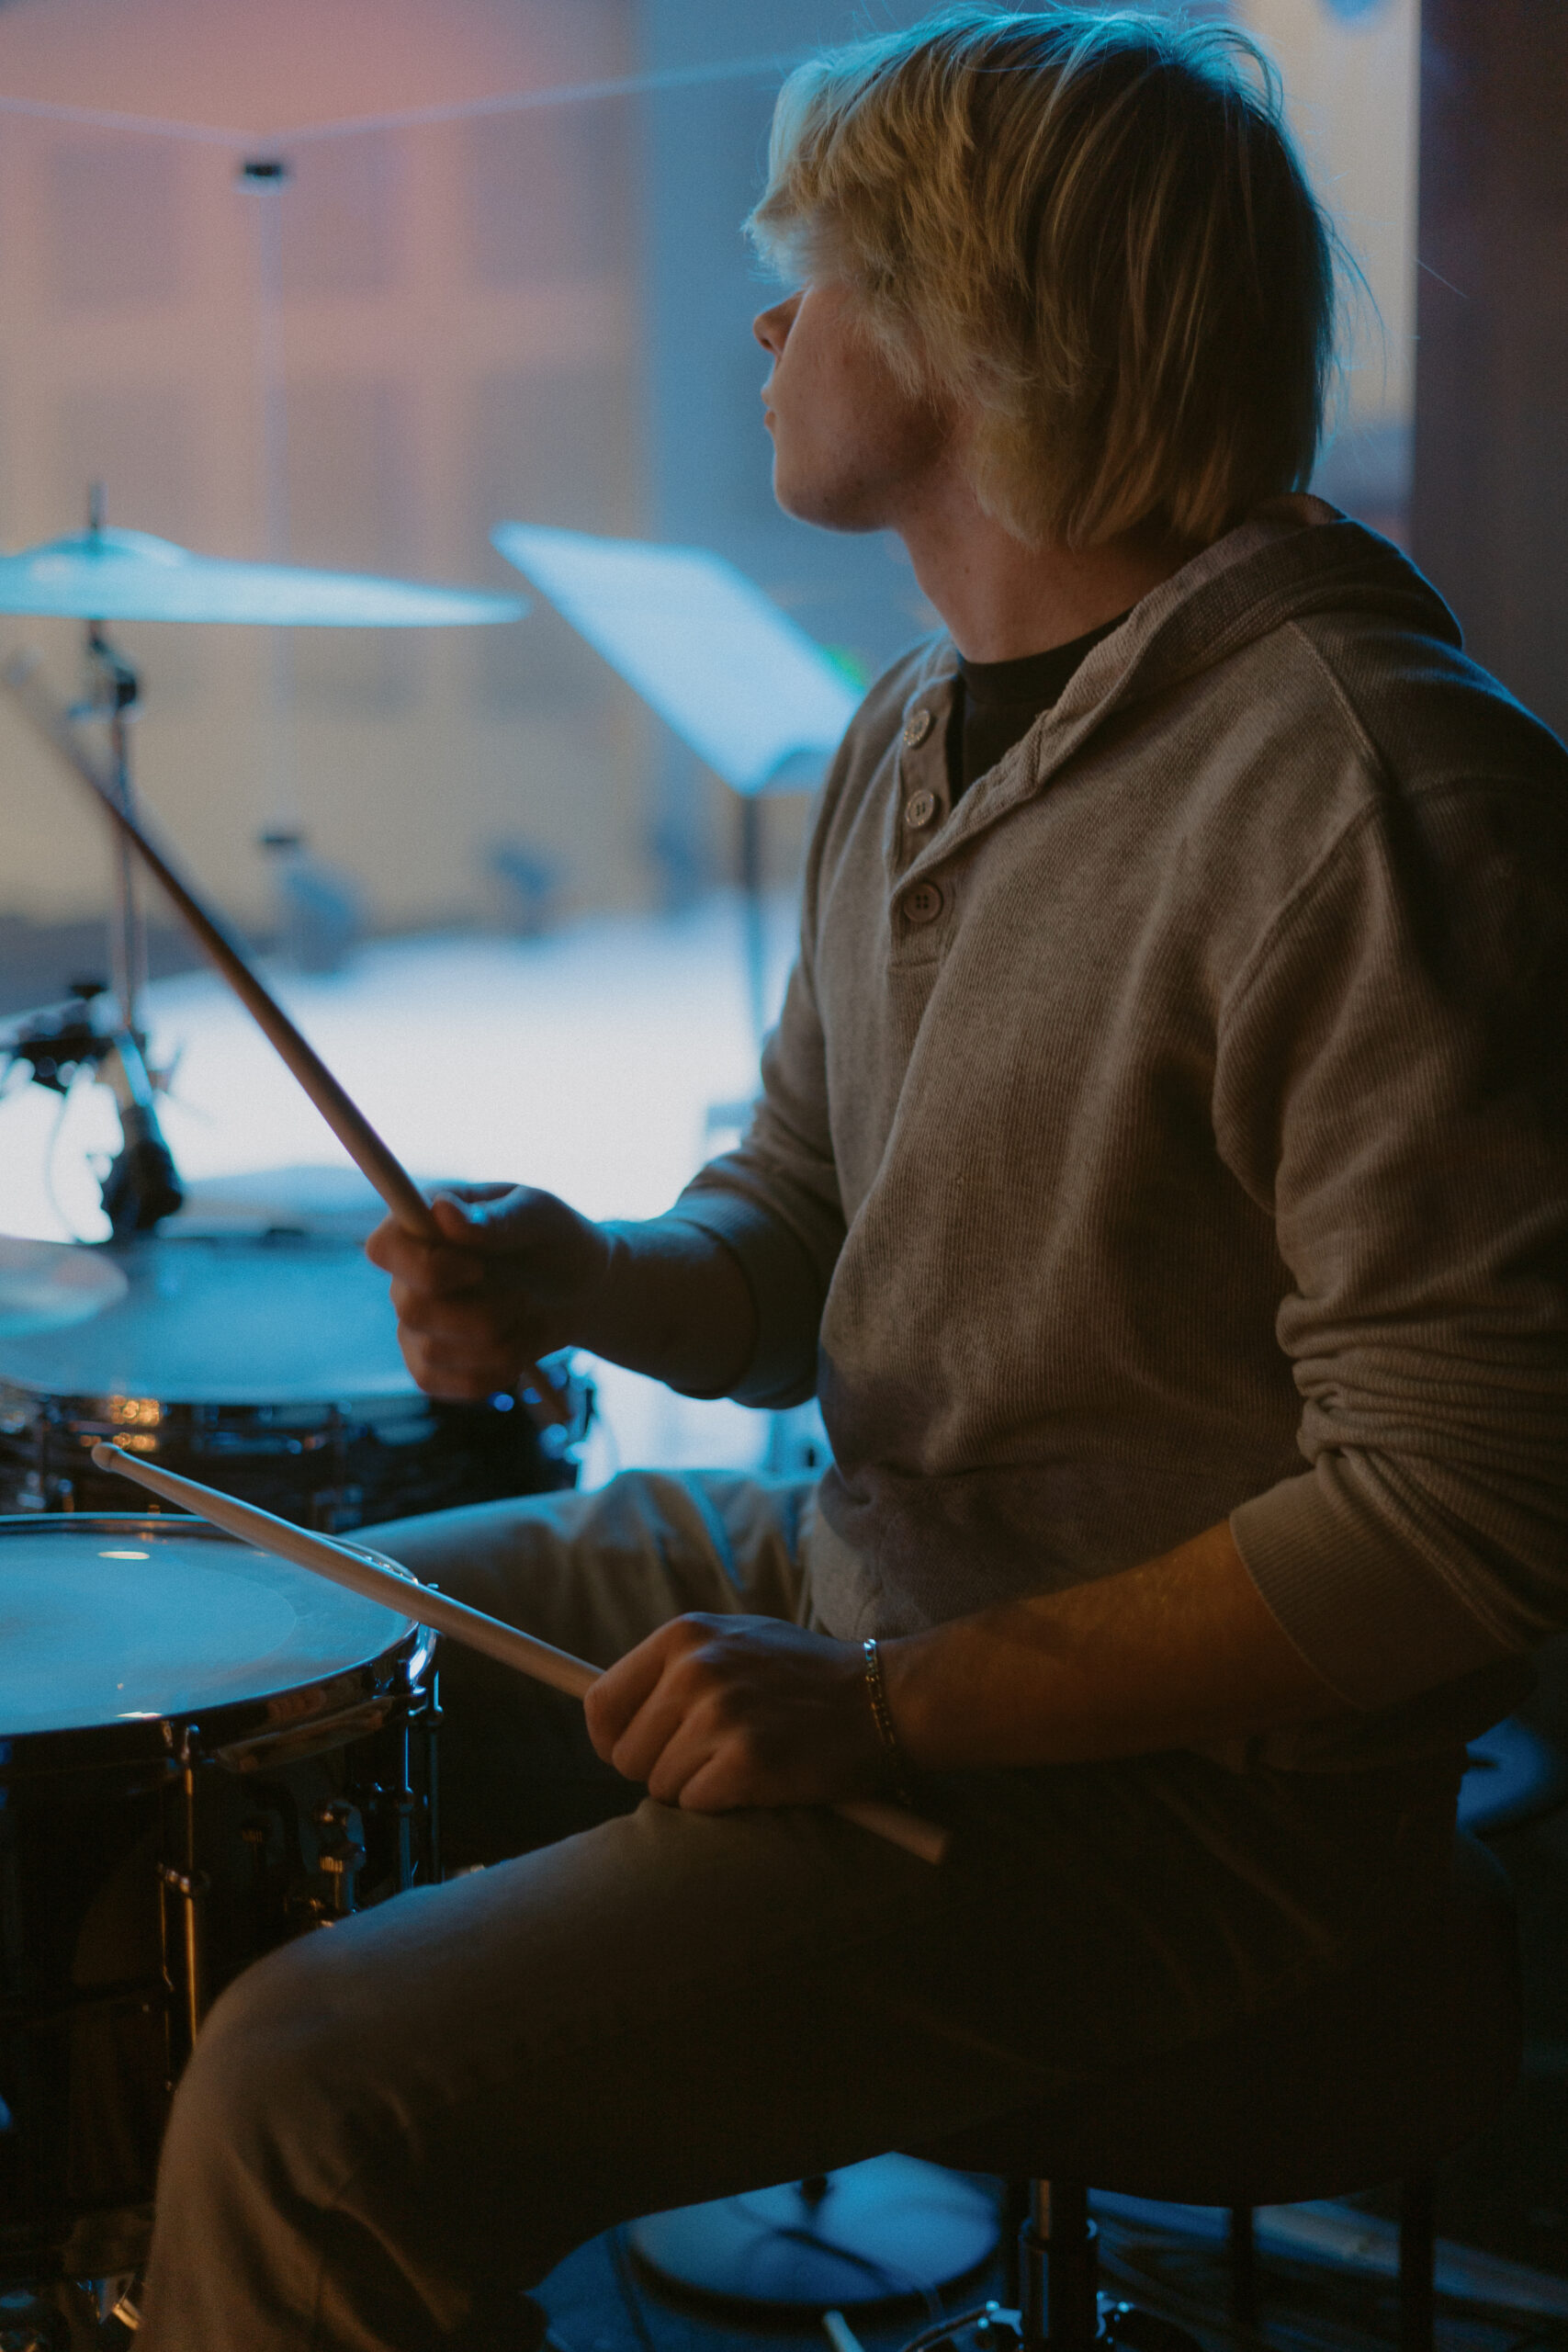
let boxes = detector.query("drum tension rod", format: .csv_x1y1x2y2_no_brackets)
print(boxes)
160,1724,210,2051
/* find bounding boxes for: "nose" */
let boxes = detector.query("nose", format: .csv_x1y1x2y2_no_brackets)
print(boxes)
752,294,799,356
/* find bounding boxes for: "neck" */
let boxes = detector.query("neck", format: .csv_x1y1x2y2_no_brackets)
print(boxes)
894,458,1199,662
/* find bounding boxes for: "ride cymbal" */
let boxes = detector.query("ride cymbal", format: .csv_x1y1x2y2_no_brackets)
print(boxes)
0,528,523,628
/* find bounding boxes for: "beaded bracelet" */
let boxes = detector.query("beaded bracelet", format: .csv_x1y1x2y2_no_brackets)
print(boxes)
862,1636,913,1804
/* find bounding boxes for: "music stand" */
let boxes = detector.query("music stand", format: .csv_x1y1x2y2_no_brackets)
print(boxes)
491,524,859,1045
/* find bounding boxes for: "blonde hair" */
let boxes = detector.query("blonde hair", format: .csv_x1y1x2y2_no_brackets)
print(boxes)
748,6,1340,549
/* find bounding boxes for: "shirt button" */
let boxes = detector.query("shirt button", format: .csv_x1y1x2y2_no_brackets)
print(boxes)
905,881,944,926
904,788,937,829
902,707,933,747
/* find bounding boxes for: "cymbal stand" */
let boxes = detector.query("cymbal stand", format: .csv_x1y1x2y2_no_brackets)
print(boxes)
65,492,185,1230
81,620,185,1232
83,618,147,1040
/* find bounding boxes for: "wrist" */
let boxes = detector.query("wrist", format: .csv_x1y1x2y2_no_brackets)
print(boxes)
861,1637,915,1802
874,1634,936,1770
579,1216,757,1395
565,1219,632,1354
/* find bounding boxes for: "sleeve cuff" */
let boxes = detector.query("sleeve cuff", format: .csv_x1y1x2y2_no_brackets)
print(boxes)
660,1199,823,1408
1230,1461,1518,1711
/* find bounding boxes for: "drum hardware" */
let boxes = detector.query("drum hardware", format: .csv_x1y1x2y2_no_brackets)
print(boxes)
417,1663,445,1890
77,597,184,1238
95,1034,182,1245
6,995,181,1243
239,1782,373,1937
155,1860,207,2053
158,1726,209,2051
211,1695,403,1775
7,982,112,1093
73,535,149,1047
12,499,190,1242
310,1800,367,1920
369,1771,420,1900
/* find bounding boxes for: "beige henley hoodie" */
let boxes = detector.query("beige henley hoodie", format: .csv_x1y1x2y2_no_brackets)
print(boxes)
673,499,1568,1770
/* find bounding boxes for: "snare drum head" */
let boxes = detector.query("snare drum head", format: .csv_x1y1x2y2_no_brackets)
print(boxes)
0,1516,418,1734
0,1232,412,1403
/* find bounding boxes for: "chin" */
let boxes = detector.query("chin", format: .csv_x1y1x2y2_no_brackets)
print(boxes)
773,463,883,536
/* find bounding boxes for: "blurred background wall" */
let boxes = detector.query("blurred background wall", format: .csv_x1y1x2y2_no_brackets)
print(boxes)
0,0,1421,967
1408,0,1568,749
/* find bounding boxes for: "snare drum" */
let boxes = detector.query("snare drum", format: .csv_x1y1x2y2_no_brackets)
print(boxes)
0,1513,437,2283
0,1230,590,1530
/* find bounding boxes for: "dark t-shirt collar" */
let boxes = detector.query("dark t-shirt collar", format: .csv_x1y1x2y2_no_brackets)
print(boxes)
951,613,1127,798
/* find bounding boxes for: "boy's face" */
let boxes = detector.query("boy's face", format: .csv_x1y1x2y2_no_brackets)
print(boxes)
753,278,953,534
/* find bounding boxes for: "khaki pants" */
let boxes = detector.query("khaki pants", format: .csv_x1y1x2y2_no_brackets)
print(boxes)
137,1473,1459,2352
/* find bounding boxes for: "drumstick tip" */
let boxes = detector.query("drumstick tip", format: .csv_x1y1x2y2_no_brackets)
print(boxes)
93,1439,145,1479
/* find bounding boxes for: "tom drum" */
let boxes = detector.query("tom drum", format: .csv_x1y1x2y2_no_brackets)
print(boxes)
0,1228,590,1531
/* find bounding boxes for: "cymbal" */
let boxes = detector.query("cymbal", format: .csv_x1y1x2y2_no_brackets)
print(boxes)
0,1236,128,1340
0,529,524,628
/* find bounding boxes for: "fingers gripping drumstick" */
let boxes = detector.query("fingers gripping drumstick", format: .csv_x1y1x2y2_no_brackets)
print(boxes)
91,1442,950,1867
0,651,568,1424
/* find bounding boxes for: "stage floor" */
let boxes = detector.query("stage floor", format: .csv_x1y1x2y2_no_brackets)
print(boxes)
0,892,804,1486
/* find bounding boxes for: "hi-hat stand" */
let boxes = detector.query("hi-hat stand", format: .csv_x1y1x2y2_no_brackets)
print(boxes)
71,486,183,1233
81,488,149,1038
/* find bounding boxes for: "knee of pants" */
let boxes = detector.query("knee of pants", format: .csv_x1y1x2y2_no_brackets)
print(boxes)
161,1929,370,2202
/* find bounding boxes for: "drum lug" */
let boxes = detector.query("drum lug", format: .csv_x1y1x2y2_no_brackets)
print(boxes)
369,1780,418,1894
311,1799,367,1919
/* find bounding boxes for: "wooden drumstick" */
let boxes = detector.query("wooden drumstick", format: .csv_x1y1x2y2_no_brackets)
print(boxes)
1,650,568,1423
91,1441,951,1868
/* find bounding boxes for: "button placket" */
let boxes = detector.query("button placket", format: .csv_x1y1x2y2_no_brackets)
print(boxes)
895,691,951,853
888,679,956,944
